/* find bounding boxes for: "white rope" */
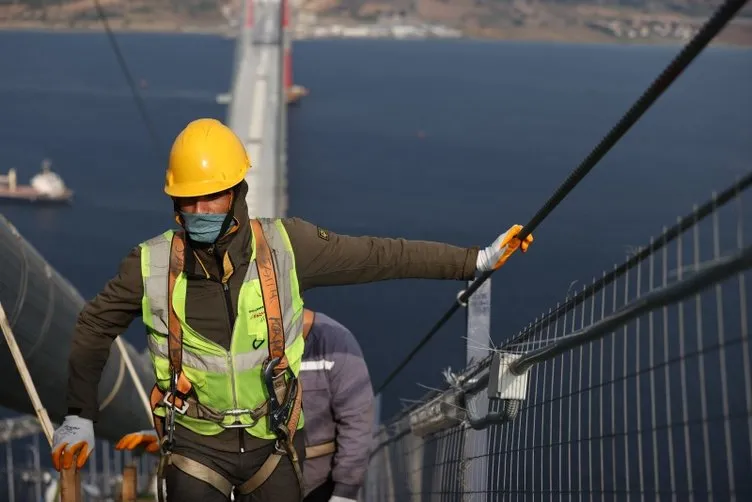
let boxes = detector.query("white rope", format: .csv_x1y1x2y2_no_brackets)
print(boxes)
0,300,55,446
114,337,154,427
99,354,126,412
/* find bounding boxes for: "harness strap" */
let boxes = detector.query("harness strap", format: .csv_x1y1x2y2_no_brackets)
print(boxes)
170,454,233,499
305,440,336,459
236,385,304,495
302,309,315,340
236,451,282,494
150,378,286,425
157,454,169,502
251,219,288,374
167,231,186,375
234,220,304,497
152,232,193,442
250,220,304,445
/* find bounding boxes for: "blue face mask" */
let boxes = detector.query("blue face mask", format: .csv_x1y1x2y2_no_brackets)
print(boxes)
180,212,228,243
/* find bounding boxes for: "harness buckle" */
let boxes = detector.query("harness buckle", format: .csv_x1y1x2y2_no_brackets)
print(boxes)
162,391,190,415
273,439,288,455
262,357,299,438
220,408,261,429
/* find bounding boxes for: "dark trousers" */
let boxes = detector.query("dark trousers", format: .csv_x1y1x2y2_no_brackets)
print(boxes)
302,477,335,502
166,434,306,501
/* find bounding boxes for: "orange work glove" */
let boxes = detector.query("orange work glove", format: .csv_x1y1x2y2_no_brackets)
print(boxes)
115,430,161,455
475,224,534,272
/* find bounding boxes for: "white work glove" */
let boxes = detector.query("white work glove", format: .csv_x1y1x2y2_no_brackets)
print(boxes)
330,497,357,502
51,415,95,471
476,224,534,273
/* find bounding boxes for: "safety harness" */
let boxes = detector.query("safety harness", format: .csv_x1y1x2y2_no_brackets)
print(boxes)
305,440,336,459
152,219,305,501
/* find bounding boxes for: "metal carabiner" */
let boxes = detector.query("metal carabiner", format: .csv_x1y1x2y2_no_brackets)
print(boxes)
263,358,299,436
164,372,179,451
263,357,282,406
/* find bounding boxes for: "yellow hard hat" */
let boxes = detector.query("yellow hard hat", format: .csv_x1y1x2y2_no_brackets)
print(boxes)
164,118,250,197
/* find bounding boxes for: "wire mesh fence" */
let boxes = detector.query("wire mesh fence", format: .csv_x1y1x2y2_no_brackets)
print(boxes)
364,173,752,502
0,418,159,502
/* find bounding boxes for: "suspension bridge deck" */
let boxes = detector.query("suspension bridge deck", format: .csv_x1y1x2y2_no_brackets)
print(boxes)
227,0,287,219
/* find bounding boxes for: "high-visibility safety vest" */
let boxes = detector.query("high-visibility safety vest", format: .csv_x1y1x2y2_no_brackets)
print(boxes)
138,218,305,440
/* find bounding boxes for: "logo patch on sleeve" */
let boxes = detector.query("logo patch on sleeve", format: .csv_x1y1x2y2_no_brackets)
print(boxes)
317,227,330,241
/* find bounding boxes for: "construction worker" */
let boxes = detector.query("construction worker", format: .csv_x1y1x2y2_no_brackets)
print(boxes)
298,310,373,502
50,117,534,502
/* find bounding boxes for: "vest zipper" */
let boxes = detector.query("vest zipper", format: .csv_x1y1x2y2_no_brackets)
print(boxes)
226,349,243,452
223,282,237,326
214,249,242,452
222,285,241,452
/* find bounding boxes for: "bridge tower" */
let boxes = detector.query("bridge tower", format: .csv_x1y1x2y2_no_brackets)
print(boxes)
283,0,308,104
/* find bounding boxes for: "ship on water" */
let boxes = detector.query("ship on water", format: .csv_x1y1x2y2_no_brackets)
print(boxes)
0,159,73,204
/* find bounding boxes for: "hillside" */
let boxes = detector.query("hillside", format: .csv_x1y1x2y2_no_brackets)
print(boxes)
0,0,750,45
0,0,236,31
303,0,752,44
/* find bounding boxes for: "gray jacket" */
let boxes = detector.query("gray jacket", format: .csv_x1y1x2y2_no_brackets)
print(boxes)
300,312,374,498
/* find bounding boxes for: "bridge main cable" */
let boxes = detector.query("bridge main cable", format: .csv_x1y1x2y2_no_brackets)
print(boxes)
92,0,165,163
375,0,751,395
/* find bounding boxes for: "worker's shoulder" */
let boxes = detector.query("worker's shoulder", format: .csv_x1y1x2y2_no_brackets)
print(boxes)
310,312,362,354
278,216,308,232
278,217,337,250
252,217,290,233
118,243,144,270
123,230,174,268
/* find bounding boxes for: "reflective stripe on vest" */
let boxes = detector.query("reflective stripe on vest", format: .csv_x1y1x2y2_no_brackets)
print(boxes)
139,219,305,439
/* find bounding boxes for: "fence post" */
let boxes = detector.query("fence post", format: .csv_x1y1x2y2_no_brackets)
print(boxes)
59,466,81,502
463,278,491,502
102,440,111,499
121,464,138,502
361,394,381,502
381,426,395,502
407,431,423,502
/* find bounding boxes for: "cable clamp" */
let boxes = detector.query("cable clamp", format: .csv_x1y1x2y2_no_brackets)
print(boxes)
456,289,468,307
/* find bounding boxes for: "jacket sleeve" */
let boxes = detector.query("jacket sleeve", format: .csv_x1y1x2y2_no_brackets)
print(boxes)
281,217,479,291
66,246,144,421
328,325,375,498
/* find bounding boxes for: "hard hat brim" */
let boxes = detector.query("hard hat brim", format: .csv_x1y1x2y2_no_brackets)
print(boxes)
164,169,247,198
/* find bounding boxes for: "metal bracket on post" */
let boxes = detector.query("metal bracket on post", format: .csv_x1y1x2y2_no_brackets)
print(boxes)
486,351,529,422
406,278,492,438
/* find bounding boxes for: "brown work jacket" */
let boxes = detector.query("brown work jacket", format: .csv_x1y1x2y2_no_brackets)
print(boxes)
66,180,478,452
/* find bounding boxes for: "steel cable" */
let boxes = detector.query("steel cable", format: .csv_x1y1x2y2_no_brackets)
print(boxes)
375,0,751,395
92,0,165,163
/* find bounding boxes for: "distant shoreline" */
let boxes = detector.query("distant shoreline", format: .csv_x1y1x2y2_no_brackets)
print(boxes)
1,22,750,48
0,23,229,36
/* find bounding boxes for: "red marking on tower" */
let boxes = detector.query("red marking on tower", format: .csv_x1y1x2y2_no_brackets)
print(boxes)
245,0,254,28
282,0,292,90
